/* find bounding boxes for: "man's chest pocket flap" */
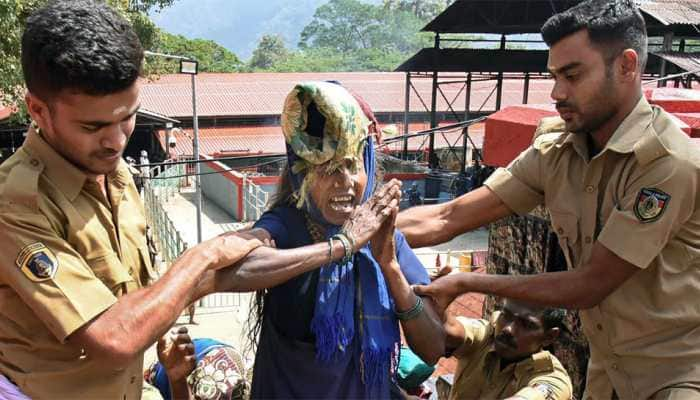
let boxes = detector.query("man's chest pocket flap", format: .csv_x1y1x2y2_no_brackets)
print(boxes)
86,253,134,294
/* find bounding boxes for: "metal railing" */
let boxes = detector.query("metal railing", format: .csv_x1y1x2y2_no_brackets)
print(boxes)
143,163,188,266
242,175,269,222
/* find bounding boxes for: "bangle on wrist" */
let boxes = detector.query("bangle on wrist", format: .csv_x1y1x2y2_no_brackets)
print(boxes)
395,294,424,321
331,233,353,264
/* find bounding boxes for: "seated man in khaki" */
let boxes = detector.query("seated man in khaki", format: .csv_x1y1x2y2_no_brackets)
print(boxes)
444,298,572,400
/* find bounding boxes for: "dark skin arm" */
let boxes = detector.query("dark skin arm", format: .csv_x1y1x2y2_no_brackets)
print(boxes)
415,243,639,312
68,233,262,369
397,186,512,249
157,326,195,400
194,181,404,296
372,205,446,365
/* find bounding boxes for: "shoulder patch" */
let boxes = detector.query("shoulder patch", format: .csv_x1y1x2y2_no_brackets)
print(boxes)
531,383,557,400
634,188,670,223
15,243,58,282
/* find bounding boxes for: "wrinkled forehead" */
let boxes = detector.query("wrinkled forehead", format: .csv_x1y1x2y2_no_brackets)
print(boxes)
501,299,543,321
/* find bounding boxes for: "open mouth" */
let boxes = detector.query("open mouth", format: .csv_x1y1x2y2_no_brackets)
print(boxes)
329,195,354,213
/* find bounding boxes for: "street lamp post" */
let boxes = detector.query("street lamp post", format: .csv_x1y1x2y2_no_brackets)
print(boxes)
144,51,203,244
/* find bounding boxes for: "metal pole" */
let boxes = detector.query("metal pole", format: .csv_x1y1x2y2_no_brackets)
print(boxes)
523,73,530,104
191,74,202,244
464,73,472,121
429,34,440,169
403,73,411,160
659,32,673,88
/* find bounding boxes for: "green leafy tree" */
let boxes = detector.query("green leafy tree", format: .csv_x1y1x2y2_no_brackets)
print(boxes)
299,0,383,52
154,31,243,73
383,0,455,20
0,0,177,122
249,34,290,70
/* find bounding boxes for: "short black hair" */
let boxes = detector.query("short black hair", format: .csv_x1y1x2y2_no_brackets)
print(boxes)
541,308,567,332
21,0,144,100
541,0,647,70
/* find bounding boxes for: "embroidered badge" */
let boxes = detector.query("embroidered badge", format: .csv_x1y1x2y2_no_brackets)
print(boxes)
15,243,58,282
634,188,670,223
532,383,556,400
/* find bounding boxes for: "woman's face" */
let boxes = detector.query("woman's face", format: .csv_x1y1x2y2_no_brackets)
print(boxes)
309,156,368,225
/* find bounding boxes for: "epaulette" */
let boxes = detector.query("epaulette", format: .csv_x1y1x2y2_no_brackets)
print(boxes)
533,116,566,140
531,351,555,373
0,154,44,211
533,132,566,151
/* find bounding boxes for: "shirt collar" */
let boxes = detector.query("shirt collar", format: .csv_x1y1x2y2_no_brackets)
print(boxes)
486,340,548,379
555,96,654,158
604,96,654,154
24,128,131,202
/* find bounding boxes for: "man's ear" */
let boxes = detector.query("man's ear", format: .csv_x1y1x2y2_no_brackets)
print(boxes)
542,327,560,348
25,92,51,131
618,49,640,83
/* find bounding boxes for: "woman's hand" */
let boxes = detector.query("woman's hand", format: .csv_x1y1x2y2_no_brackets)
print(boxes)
370,196,399,270
342,179,402,252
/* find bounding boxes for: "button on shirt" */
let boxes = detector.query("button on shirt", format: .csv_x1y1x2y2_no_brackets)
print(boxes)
449,315,572,400
0,129,154,399
485,98,700,399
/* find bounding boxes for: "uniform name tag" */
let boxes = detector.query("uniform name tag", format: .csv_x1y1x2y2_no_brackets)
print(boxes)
15,243,58,282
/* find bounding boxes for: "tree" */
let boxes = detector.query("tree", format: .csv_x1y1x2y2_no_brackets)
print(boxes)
299,0,383,52
383,0,455,20
0,0,179,123
154,31,243,73
249,34,289,70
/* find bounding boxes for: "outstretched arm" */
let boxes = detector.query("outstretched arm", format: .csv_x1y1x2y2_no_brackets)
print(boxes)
397,186,512,248
194,180,404,296
414,242,638,312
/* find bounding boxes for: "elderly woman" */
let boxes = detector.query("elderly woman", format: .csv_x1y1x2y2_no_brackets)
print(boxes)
246,82,445,399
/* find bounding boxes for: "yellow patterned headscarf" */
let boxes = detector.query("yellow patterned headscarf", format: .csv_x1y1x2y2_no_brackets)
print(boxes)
281,81,371,208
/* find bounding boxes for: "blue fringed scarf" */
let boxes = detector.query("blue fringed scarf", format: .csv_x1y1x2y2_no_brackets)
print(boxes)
286,128,400,398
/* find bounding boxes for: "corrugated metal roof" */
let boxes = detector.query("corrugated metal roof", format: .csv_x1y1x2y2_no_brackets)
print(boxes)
140,72,556,119
421,0,700,35
158,122,485,157
396,49,550,73
639,0,700,26
652,52,700,75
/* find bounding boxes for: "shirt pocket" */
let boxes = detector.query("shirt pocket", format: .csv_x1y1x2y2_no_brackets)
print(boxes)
549,211,579,268
86,252,134,295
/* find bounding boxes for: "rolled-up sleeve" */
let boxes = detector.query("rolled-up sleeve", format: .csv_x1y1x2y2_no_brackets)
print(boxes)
597,157,696,269
485,146,545,215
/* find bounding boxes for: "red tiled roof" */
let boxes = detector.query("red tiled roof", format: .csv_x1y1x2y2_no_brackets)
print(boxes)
159,122,486,157
140,72,556,118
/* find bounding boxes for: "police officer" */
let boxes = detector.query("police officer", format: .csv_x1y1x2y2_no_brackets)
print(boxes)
445,299,572,400
0,1,401,398
398,1,700,399
0,2,264,398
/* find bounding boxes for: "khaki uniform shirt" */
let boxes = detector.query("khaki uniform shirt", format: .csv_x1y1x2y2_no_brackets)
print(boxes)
449,315,572,400
0,130,155,399
485,98,700,399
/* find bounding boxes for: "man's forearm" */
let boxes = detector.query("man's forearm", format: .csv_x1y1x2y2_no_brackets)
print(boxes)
398,187,512,248
72,247,216,367
397,203,452,248
457,269,601,310
210,240,347,293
